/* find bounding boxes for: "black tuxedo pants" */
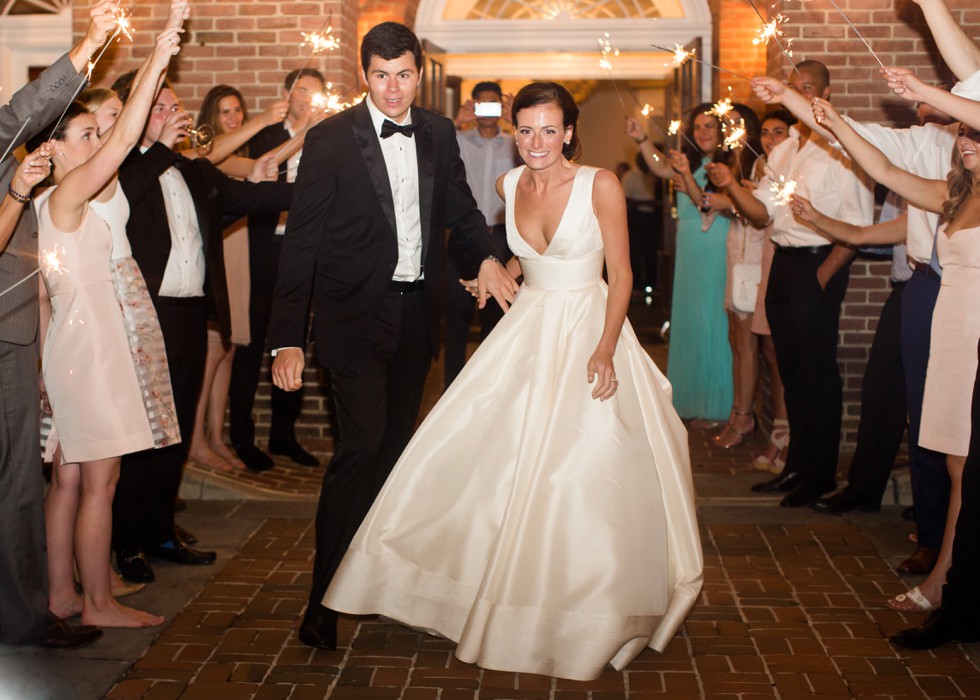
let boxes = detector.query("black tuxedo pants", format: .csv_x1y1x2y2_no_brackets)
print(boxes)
765,246,849,491
307,289,431,614
443,223,509,388
842,280,907,504
113,299,208,551
942,337,980,630
230,234,303,448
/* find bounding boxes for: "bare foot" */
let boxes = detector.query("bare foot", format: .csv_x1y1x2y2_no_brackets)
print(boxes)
209,439,245,470
82,599,165,628
49,593,84,620
188,444,235,472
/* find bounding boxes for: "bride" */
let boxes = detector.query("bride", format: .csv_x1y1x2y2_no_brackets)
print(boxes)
323,81,703,680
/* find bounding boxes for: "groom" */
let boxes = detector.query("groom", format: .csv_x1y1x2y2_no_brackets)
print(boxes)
268,21,518,649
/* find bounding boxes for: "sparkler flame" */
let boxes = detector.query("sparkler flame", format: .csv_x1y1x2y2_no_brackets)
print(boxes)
668,120,682,136
709,97,734,120
301,29,340,54
670,43,695,67
753,14,792,55
597,33,619,70
41,244,69,276
111,6,134,42
310,85,358,115
641,104,653,117
770,177,797,206
723,122,747,151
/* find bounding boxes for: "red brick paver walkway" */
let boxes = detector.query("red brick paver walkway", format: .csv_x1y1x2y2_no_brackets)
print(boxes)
108,488,980,699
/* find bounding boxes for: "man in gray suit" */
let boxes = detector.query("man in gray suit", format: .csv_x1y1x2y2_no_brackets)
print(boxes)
0,1,115,648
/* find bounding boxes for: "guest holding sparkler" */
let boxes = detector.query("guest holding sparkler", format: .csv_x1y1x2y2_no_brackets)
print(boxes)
625,106,734,424
33,7,189,627
739,61,874,508
0,0,124,648
707,109,795,471
227,69,329,473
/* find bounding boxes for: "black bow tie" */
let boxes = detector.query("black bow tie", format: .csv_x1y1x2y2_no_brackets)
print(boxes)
380,119,417,139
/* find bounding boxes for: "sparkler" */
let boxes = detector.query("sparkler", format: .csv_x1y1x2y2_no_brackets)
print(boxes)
824,0,887,70
770,176,798,206
744,0,798,74
752,15,792,53
596,33,633,112
723,121,747,151
650,43,753,82
0,244,69,299
709,96,734,120
48,4,136,141
285,16,340,103
301,29,340,55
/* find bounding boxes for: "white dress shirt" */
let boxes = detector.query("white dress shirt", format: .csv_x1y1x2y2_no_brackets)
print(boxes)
456,127,517,227
839,118,956,265
754,126,874,247
366,96,422,281
145,147,206,297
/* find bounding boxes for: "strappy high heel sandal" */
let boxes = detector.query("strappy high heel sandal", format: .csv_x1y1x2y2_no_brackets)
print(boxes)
752,419,789,473
713,409,756,449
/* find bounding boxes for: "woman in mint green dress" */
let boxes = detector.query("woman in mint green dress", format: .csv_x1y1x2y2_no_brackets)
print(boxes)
627,105,733,421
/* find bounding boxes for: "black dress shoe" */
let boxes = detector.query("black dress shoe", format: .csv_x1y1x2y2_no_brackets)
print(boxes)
174,523,198,546
897,546,939,574
117,547,155,583
298,605,338,650
268,436,319,467
751,470,800,494
780,482,836,508
891,608,980,650
146,539,217,565
809,486,880,514
38,619,103,649
235,442,274,473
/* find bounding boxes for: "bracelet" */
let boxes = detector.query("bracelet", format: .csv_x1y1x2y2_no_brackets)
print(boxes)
484,255,502,266
635,135,649,145
7,185,31,204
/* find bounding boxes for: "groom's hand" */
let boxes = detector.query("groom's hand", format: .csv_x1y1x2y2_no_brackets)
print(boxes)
477,258,519,312
272,347,305,391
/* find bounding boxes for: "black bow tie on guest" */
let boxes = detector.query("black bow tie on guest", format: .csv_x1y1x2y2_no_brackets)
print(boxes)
380,119,418,139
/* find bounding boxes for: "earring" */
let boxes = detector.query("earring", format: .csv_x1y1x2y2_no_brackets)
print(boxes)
563,140,570,146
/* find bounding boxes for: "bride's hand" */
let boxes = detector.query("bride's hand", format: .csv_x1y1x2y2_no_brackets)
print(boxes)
587,349,618,401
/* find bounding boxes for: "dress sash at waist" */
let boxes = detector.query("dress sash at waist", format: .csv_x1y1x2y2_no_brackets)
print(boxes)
520,250,604,291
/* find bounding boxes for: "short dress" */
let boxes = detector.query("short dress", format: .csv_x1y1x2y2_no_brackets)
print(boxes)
38,186,178,462
918,224,980,456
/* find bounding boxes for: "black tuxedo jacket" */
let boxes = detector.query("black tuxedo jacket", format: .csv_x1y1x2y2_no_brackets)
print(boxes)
247,123,291,244
119,143,293,337
268,101,498,370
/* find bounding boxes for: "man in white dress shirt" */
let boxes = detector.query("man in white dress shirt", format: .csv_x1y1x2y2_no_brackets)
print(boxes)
735,60,874,507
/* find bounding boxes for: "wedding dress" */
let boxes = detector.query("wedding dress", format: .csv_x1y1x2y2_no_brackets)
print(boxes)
323,165,703,680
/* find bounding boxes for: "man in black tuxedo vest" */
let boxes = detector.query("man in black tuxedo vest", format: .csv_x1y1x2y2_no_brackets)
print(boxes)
111,76,293,584
228,68,325,473
268,22,519,649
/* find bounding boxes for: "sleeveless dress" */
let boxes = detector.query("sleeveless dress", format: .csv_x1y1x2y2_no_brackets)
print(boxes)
37,187,171,463
919,225,980,456
667,159,733,420
323,165,703,681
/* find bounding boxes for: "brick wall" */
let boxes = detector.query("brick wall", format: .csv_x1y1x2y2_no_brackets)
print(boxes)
712,0,768,111
73,0,361,115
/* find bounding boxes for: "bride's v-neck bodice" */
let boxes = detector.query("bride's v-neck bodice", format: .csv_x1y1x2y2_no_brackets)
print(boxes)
504,165,604,290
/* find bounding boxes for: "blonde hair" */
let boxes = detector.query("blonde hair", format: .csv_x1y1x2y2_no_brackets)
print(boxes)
78,87,119,113
943,147,976,224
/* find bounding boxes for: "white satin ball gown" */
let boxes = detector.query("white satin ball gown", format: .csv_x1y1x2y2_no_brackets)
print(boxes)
323,165,703,681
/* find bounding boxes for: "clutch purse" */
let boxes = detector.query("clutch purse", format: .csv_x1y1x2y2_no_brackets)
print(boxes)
731,262,762,313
